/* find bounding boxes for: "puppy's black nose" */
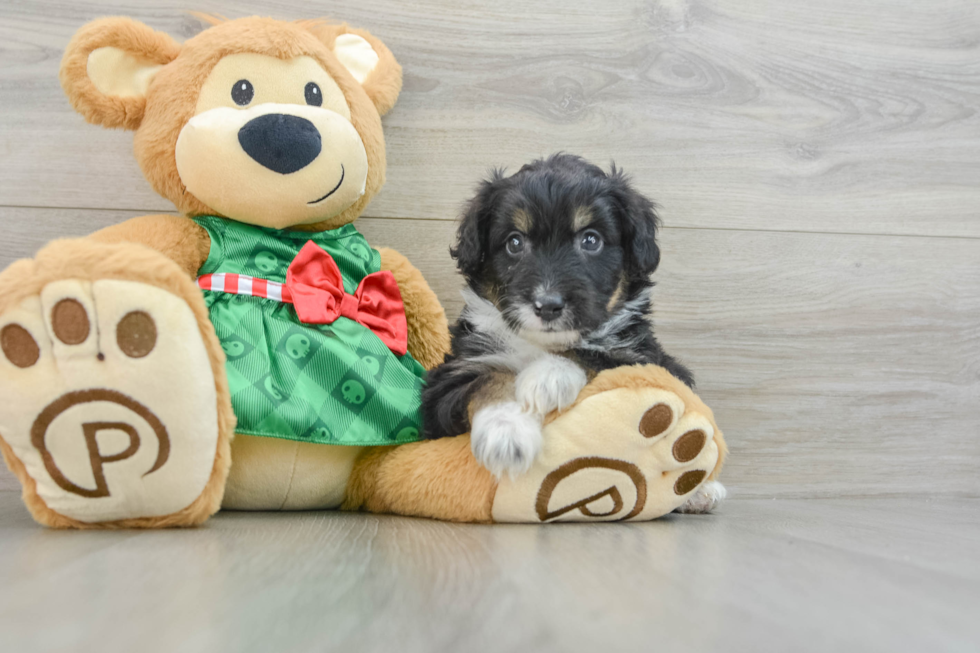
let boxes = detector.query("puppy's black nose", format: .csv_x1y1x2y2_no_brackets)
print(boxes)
534,293,565,322
238,114,321,174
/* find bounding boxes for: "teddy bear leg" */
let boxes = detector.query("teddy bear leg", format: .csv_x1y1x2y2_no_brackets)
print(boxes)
343,435,498,522
492,364,727,522
222,435,364,511
0,238,234,528
344,364,725,524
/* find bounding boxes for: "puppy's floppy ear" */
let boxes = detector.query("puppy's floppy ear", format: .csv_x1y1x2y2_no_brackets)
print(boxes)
609,165,662,276
451,170,506,283
60,17,181,130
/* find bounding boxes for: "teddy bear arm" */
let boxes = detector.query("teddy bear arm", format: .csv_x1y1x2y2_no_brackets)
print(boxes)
89,215,211,278
377,247,451,370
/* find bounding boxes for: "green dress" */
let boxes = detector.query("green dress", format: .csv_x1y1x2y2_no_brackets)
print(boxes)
194,216,425,446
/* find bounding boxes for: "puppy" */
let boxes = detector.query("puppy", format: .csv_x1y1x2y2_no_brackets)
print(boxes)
422,155,721,509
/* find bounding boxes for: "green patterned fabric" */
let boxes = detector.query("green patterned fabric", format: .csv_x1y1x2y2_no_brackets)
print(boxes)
194,216,425,446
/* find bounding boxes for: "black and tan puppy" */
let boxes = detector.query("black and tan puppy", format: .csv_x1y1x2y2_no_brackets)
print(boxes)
423,154,695,478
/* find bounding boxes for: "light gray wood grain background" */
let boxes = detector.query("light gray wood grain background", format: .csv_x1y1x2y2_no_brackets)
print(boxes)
0,0,977,499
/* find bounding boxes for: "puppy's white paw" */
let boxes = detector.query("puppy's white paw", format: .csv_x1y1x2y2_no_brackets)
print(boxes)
675,480,727,514
471,402,543,479
515,355,587,415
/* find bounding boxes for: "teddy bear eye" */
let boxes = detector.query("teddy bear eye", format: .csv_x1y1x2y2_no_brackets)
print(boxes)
231,79,254,106
305,82,323,107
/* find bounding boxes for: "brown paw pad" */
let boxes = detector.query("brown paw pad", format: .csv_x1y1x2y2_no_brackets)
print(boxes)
639,403,674,439
1,324,39,368
672,429,707,463
51,298,90,345
116,311,157,358
674,469,707,495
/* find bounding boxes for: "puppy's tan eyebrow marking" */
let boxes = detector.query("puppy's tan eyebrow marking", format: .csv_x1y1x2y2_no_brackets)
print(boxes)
573,206,594,232
512,209,532,233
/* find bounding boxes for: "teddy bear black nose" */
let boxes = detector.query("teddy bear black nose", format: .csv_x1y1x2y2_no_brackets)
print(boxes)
238,114,322,174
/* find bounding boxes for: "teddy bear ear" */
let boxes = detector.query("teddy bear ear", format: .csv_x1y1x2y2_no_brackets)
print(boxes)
307,23,403,116
60,17,181,130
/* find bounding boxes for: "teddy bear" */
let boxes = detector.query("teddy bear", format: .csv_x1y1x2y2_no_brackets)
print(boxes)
0,15,726,528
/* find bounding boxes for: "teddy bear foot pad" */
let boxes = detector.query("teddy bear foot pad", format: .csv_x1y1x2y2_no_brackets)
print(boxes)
0,277,221,525
492,385,720,522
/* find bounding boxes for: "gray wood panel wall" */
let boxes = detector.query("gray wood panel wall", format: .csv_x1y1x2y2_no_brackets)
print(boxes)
1,0,977,498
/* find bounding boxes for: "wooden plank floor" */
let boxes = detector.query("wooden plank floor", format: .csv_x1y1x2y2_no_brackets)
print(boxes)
1,493,978,652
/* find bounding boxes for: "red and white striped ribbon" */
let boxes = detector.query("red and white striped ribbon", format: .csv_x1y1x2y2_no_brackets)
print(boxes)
197,273,294,303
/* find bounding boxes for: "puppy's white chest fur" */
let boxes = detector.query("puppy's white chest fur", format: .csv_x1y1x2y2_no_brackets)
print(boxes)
462,289,589,476
462,288,588,414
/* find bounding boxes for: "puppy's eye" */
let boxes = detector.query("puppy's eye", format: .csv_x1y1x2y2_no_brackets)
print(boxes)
305,82,323,106
580,230,603,254
505,232,526,256
231,79,254,106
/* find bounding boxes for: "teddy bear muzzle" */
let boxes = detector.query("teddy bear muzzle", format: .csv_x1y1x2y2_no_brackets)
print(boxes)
175,102,369,229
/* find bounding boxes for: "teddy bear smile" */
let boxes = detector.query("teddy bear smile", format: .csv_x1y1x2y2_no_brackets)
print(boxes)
308,165,345,205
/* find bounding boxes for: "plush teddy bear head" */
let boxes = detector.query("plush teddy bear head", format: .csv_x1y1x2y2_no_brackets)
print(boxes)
60,16,402,231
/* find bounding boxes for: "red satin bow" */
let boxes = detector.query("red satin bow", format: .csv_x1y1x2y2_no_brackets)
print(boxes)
285,242,408,356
